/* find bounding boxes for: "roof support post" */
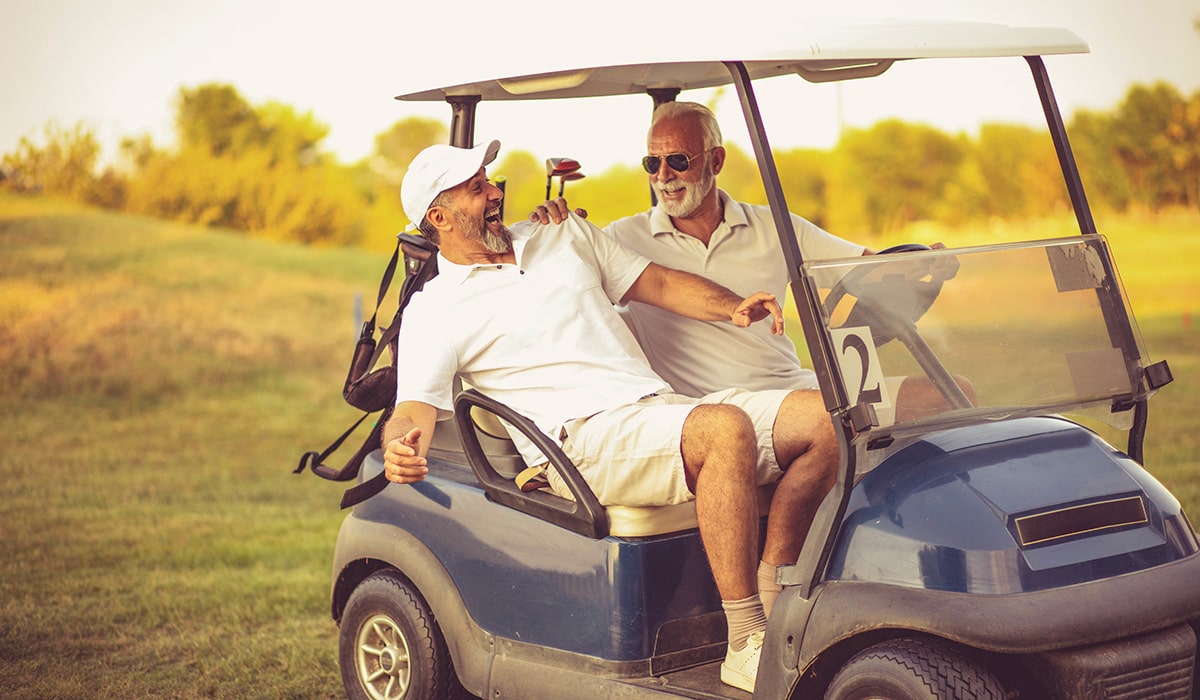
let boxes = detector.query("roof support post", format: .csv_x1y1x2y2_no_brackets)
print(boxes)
722,61,845,413
1025,56,1096,235
645,88,682,206
447,95,481,148
1026,57,1163,465
723,61,856,605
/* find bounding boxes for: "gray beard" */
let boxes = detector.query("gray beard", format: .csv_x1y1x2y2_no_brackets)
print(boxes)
457,209,512,254
482,226,513,254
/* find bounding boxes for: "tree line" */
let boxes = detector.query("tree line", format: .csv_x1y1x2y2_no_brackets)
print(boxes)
2,81,1197,248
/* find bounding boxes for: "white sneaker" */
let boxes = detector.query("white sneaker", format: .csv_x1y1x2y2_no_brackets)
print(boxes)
720,630,764,693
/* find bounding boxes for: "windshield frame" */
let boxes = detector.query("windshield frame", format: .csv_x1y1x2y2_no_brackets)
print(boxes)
801,235,1154,446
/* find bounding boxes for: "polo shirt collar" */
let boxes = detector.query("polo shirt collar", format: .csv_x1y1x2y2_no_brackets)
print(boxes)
649,189,748,237
433,226,532,286
434,254,480,286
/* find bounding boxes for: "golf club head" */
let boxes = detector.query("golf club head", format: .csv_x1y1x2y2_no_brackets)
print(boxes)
558,171,585,197
546,157,581,177
546,157,582,200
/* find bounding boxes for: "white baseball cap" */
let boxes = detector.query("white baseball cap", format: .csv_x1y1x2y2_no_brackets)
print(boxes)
401,139,501,229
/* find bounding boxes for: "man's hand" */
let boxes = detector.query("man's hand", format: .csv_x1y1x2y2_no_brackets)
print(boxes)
732,292,784,335
383,427,428,484
928,242,959,281
529,197,588,224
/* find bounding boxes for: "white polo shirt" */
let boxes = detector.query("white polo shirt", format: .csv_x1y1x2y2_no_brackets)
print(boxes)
395,213,669,462
606,190,864,397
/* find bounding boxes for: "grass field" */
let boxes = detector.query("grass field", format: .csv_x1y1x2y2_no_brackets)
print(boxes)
0,194,364,698
1,194,1197,698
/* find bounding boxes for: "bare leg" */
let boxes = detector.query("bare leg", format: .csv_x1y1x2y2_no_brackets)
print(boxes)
762,390,839,568
681,404,760,601
683,403,789,694
895,374,978,423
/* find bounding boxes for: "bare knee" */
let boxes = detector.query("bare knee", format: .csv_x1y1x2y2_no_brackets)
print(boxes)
773,390,838,471
681,404,756,489
895,374,978,422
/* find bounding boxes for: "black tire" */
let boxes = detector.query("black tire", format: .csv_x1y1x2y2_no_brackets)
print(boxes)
339,569,468,700
825,637,1005,700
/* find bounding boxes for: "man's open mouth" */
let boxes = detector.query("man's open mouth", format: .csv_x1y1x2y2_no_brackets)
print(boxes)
484,205,502,223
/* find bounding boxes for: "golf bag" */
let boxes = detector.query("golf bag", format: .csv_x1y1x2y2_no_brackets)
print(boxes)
294,231,439,508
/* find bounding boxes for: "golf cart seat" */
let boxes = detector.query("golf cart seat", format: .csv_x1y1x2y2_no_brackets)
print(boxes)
455,389,776,539
606,482,777,539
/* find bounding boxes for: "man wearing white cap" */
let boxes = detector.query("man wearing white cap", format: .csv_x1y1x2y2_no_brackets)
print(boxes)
381,139,839,693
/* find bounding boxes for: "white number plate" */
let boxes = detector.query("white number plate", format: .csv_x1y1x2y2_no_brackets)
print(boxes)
830,326,892,412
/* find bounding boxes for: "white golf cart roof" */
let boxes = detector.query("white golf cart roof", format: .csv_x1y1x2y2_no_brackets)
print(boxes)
395,21,1088,102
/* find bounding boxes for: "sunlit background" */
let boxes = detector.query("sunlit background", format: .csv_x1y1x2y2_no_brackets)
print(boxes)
2,4,1198,696
5,0,1198,171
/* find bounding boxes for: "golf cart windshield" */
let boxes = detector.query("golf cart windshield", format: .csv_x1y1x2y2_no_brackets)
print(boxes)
805,235,1155,441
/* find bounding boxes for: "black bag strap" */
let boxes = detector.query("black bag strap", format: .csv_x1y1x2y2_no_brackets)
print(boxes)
366,236,440,370
346,234,440,403
338,468,391,509
365,240,401,333
348,239,400,383
296,231,441,509
293,410,386,482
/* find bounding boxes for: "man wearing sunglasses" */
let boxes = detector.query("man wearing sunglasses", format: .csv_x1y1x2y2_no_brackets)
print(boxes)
622,101,870,398
528,101,967,683
531,101,866,620
536,102,868,399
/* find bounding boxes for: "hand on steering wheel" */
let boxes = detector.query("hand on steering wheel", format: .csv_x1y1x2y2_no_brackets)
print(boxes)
823,244,944,346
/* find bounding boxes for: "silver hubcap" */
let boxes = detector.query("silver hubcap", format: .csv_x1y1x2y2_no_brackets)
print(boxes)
355,613,412,700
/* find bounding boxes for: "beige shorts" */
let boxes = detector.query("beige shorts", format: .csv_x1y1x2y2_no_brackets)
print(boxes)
546,388,790,507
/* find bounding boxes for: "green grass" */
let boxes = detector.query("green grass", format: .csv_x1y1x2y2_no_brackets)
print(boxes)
0,194,382,698
1,195,1197,697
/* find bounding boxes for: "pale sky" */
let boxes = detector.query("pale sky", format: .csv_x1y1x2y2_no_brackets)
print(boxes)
3,0,1198,172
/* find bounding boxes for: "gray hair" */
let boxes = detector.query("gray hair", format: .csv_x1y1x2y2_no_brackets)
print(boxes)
416,190,453,244
650,101,723,151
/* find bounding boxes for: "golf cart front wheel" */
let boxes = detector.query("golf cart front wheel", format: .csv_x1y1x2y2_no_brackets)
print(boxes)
339,569,466,700
825,637,1005,700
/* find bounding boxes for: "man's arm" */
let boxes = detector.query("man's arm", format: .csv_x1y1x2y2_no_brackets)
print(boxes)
532,201,782,332
622,262,784,335
381,400,439,484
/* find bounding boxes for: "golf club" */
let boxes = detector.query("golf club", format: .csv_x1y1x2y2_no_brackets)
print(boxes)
493,175,507,220
545,157,581,200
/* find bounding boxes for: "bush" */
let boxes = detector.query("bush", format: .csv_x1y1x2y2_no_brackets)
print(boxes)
1,122,101,201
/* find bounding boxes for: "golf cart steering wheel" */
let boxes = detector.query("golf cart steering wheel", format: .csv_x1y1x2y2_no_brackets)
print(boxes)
823,243,974,413
822,243,942,346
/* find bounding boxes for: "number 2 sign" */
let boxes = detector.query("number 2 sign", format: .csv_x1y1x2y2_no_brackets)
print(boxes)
829,326,892,412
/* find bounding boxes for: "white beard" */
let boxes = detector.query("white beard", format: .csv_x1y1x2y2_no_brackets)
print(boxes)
655,166,716,218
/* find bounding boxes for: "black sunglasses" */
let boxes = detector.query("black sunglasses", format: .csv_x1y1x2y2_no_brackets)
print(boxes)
641,149,711,174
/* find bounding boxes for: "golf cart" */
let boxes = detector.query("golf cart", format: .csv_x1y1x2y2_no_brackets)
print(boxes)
326,21,1200,699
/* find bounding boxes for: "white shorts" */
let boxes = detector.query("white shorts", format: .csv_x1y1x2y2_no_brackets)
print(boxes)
546,388,790,507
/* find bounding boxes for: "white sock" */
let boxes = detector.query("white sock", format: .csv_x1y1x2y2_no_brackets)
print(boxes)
722,594,767,650
758,561,782,618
